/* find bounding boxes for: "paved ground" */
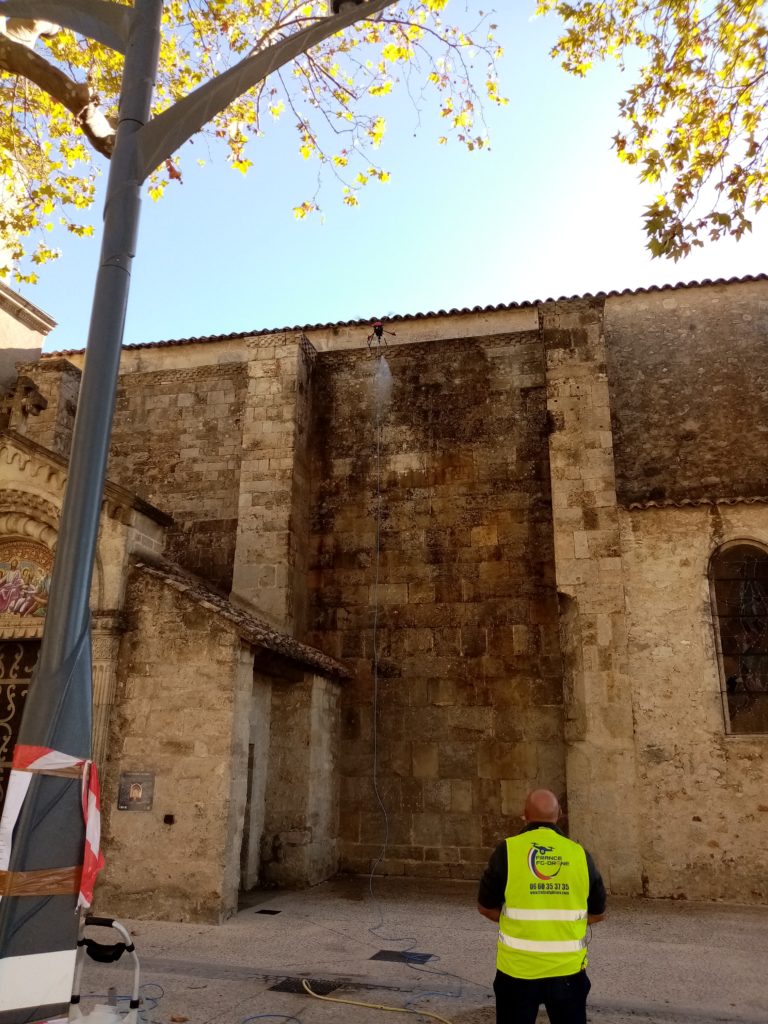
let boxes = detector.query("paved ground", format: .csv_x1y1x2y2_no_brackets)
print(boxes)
79,878,768,1024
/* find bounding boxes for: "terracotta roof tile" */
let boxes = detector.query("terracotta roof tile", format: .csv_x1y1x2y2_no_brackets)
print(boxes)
133,557,351,679
46,273,768,357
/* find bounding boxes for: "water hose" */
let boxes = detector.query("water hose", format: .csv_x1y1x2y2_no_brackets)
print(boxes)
301,979,454,1024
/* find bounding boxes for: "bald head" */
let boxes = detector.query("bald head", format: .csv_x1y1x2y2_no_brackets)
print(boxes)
523,789,561,824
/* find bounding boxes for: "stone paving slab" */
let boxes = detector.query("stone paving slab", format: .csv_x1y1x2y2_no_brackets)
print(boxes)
78,878,768,1024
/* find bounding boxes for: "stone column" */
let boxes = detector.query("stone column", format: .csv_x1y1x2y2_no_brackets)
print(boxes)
541,299,642,894
91,612,124,768
230,334,315,636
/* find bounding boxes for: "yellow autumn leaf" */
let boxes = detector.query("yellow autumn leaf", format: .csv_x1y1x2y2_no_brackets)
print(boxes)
0,0,505,281
538,0,768,259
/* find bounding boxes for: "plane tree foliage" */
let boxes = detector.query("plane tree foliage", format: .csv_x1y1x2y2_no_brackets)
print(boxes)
537,0,768,259
0,0,504,282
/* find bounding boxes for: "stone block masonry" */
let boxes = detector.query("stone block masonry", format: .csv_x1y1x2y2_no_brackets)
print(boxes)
260,672,341,887
307,334,566,878
11,358,81,457
541,299,642,894
23,275,768,910
100,567,253,922
109,363,247,590
231,335,315,631
619,502,768,902
605,281,768,505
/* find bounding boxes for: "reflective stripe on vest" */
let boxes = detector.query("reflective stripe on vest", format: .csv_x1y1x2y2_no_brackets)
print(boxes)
498,934,588,953
503,907,587,921
497,828,590,981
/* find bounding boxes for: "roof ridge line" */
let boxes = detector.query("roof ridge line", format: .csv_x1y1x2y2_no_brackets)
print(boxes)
42,272,768,357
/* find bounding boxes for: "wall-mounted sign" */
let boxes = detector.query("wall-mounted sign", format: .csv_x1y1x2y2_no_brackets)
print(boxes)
117,772,155,811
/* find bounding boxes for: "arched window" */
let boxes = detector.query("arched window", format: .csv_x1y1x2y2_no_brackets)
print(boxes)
710,543,768,734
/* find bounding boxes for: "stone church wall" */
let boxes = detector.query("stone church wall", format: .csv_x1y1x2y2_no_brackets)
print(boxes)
259,671,341,887
231,336,316,630
11,358,80,457
100,567,252,922
9,357,248,591
16,277,767,909
541,300,643,894
619,503,768,902
601,281,768,900
605,281,768,504
307,333,566,878
109,363,247,591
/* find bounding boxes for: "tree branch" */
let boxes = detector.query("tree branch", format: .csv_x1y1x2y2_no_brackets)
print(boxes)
0,30,115,158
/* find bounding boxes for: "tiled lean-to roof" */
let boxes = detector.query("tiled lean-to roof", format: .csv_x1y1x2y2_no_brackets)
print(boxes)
133,557,350,680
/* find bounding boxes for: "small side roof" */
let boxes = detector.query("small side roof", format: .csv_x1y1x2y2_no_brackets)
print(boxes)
133,556,351,680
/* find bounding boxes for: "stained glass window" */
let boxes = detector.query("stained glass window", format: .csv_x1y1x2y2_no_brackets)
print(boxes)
711,544,768,734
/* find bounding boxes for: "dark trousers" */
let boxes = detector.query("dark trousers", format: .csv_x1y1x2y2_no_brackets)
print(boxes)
494,969,591,1024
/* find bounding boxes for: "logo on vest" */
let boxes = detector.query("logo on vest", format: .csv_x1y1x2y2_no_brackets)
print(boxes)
527,842,568,880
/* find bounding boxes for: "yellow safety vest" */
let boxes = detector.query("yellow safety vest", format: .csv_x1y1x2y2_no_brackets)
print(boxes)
497,827,590,980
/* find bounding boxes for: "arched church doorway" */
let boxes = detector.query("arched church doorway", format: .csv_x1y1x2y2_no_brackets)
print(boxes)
0,639,40,812
0,537,52,814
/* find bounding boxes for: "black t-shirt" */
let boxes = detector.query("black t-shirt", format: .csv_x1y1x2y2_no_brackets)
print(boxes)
477,822,607,916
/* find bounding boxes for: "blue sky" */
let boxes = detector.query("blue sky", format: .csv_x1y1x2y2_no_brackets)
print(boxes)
29,4,768,352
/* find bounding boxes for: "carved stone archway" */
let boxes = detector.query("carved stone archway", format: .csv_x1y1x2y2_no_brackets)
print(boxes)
0,638,39,811
0,498,57,809
0,495,123,769
0,491,59,561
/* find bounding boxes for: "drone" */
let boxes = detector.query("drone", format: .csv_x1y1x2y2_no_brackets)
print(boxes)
367,320,396,351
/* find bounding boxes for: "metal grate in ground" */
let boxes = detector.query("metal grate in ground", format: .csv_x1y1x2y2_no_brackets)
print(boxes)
370,949,434,964
269,977,344,995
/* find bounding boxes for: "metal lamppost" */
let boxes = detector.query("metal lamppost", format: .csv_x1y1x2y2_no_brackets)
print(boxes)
0,2,396,1019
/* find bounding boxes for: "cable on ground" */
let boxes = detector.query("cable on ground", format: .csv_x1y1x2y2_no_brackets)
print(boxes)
242,1016,303,1024
403,952,493,998
83,980,164,1024
302,979,454,1024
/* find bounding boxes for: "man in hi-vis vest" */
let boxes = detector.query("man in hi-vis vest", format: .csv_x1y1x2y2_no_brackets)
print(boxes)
478,789,606,1024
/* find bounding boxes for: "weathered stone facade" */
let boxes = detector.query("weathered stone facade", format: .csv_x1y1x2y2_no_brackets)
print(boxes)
0,275,766,920
541,299,643,895
620,502,768,902
109,362,247,592
307,336,564,879
605,281,768,505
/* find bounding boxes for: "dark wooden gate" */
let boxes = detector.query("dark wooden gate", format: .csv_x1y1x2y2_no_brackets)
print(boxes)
0,639,39,813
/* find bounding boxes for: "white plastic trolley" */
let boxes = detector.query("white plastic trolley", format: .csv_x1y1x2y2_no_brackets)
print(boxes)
70,916,142,1023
